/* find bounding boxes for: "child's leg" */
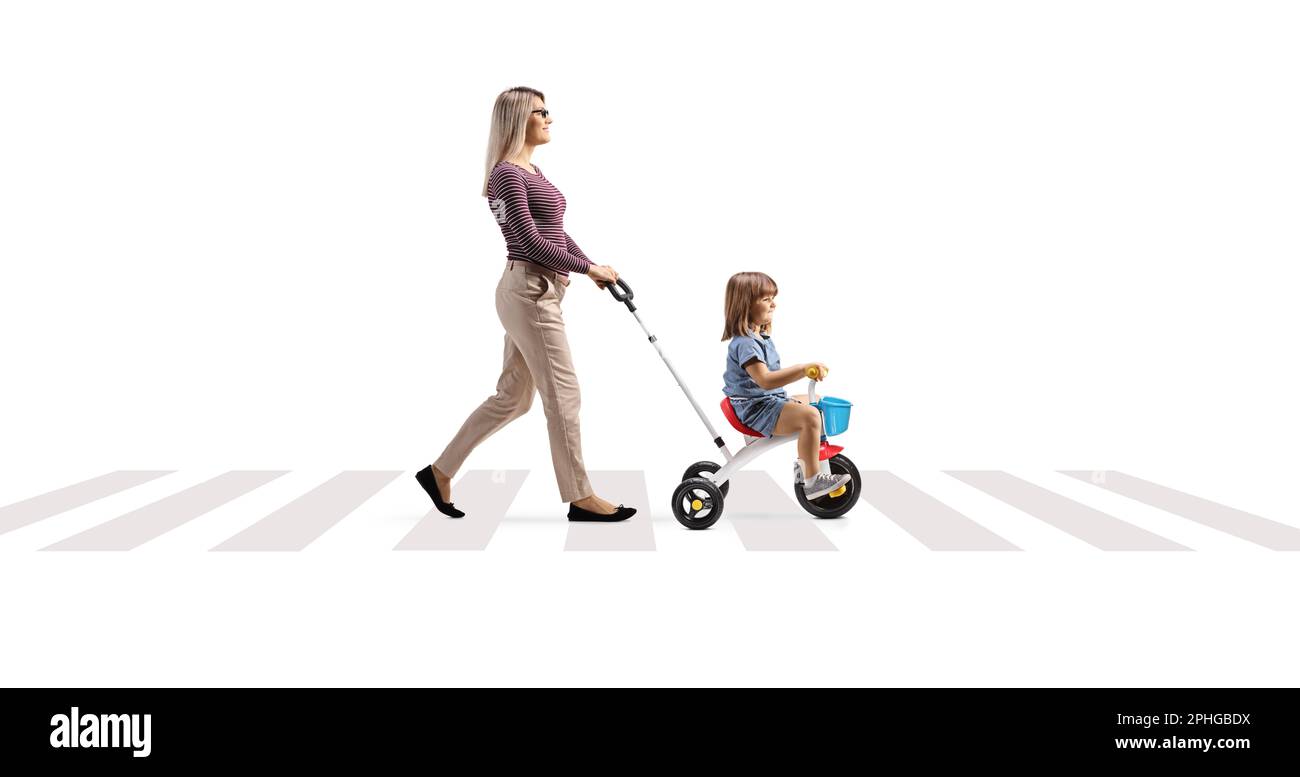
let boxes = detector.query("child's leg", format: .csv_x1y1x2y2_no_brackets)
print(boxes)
772,401,822,480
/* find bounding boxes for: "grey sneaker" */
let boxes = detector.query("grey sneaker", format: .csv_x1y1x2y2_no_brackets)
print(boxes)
802,472,851,500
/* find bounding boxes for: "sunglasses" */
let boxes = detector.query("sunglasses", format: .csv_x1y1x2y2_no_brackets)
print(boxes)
531,108,550,118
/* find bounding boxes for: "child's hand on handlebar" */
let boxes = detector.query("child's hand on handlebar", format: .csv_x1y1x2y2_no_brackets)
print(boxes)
805,362,830,380
588,265,619,289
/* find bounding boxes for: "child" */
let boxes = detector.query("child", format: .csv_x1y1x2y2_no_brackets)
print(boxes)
721,271,852,500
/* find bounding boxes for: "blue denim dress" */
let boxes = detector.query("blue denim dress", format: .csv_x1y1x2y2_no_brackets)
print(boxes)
723,330,788,437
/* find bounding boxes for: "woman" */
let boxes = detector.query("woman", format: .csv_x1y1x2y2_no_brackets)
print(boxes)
416,86,638,522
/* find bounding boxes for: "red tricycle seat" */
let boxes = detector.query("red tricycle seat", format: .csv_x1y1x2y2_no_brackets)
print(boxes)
721,396,764,437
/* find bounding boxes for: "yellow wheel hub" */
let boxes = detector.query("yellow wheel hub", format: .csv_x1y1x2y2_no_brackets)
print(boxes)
691,498,703,511
829,485,847,498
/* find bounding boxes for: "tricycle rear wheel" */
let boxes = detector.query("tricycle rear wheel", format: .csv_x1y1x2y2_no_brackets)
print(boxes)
680,460,730,497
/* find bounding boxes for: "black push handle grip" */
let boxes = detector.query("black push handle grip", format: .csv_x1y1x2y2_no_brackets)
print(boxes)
605,278,636,312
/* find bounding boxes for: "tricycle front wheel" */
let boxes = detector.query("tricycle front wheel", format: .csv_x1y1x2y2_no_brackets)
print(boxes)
795,454,861,519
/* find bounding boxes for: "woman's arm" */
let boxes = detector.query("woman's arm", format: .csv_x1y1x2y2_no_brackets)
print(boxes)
492,167,593,274
564,232,592,264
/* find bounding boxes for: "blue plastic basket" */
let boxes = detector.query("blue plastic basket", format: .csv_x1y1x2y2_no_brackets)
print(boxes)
813,396,852,436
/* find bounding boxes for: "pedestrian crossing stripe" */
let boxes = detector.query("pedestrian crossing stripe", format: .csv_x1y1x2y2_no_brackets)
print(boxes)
0,469,1295,553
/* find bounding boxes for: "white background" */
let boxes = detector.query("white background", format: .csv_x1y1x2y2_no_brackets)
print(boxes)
1,1,1298,687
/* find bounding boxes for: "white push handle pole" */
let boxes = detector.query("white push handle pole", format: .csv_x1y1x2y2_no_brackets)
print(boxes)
607,278,734,461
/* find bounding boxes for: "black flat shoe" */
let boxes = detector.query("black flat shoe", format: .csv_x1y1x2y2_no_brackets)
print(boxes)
568,502,637,522
416,465,465,518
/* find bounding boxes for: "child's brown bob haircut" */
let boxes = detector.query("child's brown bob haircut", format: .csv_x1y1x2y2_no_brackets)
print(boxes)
720,271,779,340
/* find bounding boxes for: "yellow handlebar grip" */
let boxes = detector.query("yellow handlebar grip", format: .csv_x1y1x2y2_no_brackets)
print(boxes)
805,365,822,380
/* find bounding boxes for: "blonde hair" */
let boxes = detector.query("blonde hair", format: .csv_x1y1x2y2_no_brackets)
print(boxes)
721,272,779,340
481,86,546,197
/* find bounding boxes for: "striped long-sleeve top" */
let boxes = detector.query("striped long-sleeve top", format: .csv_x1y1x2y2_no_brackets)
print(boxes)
486,160,594,277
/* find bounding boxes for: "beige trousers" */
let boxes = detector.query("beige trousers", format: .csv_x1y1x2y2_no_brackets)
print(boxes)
434,260,594,503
